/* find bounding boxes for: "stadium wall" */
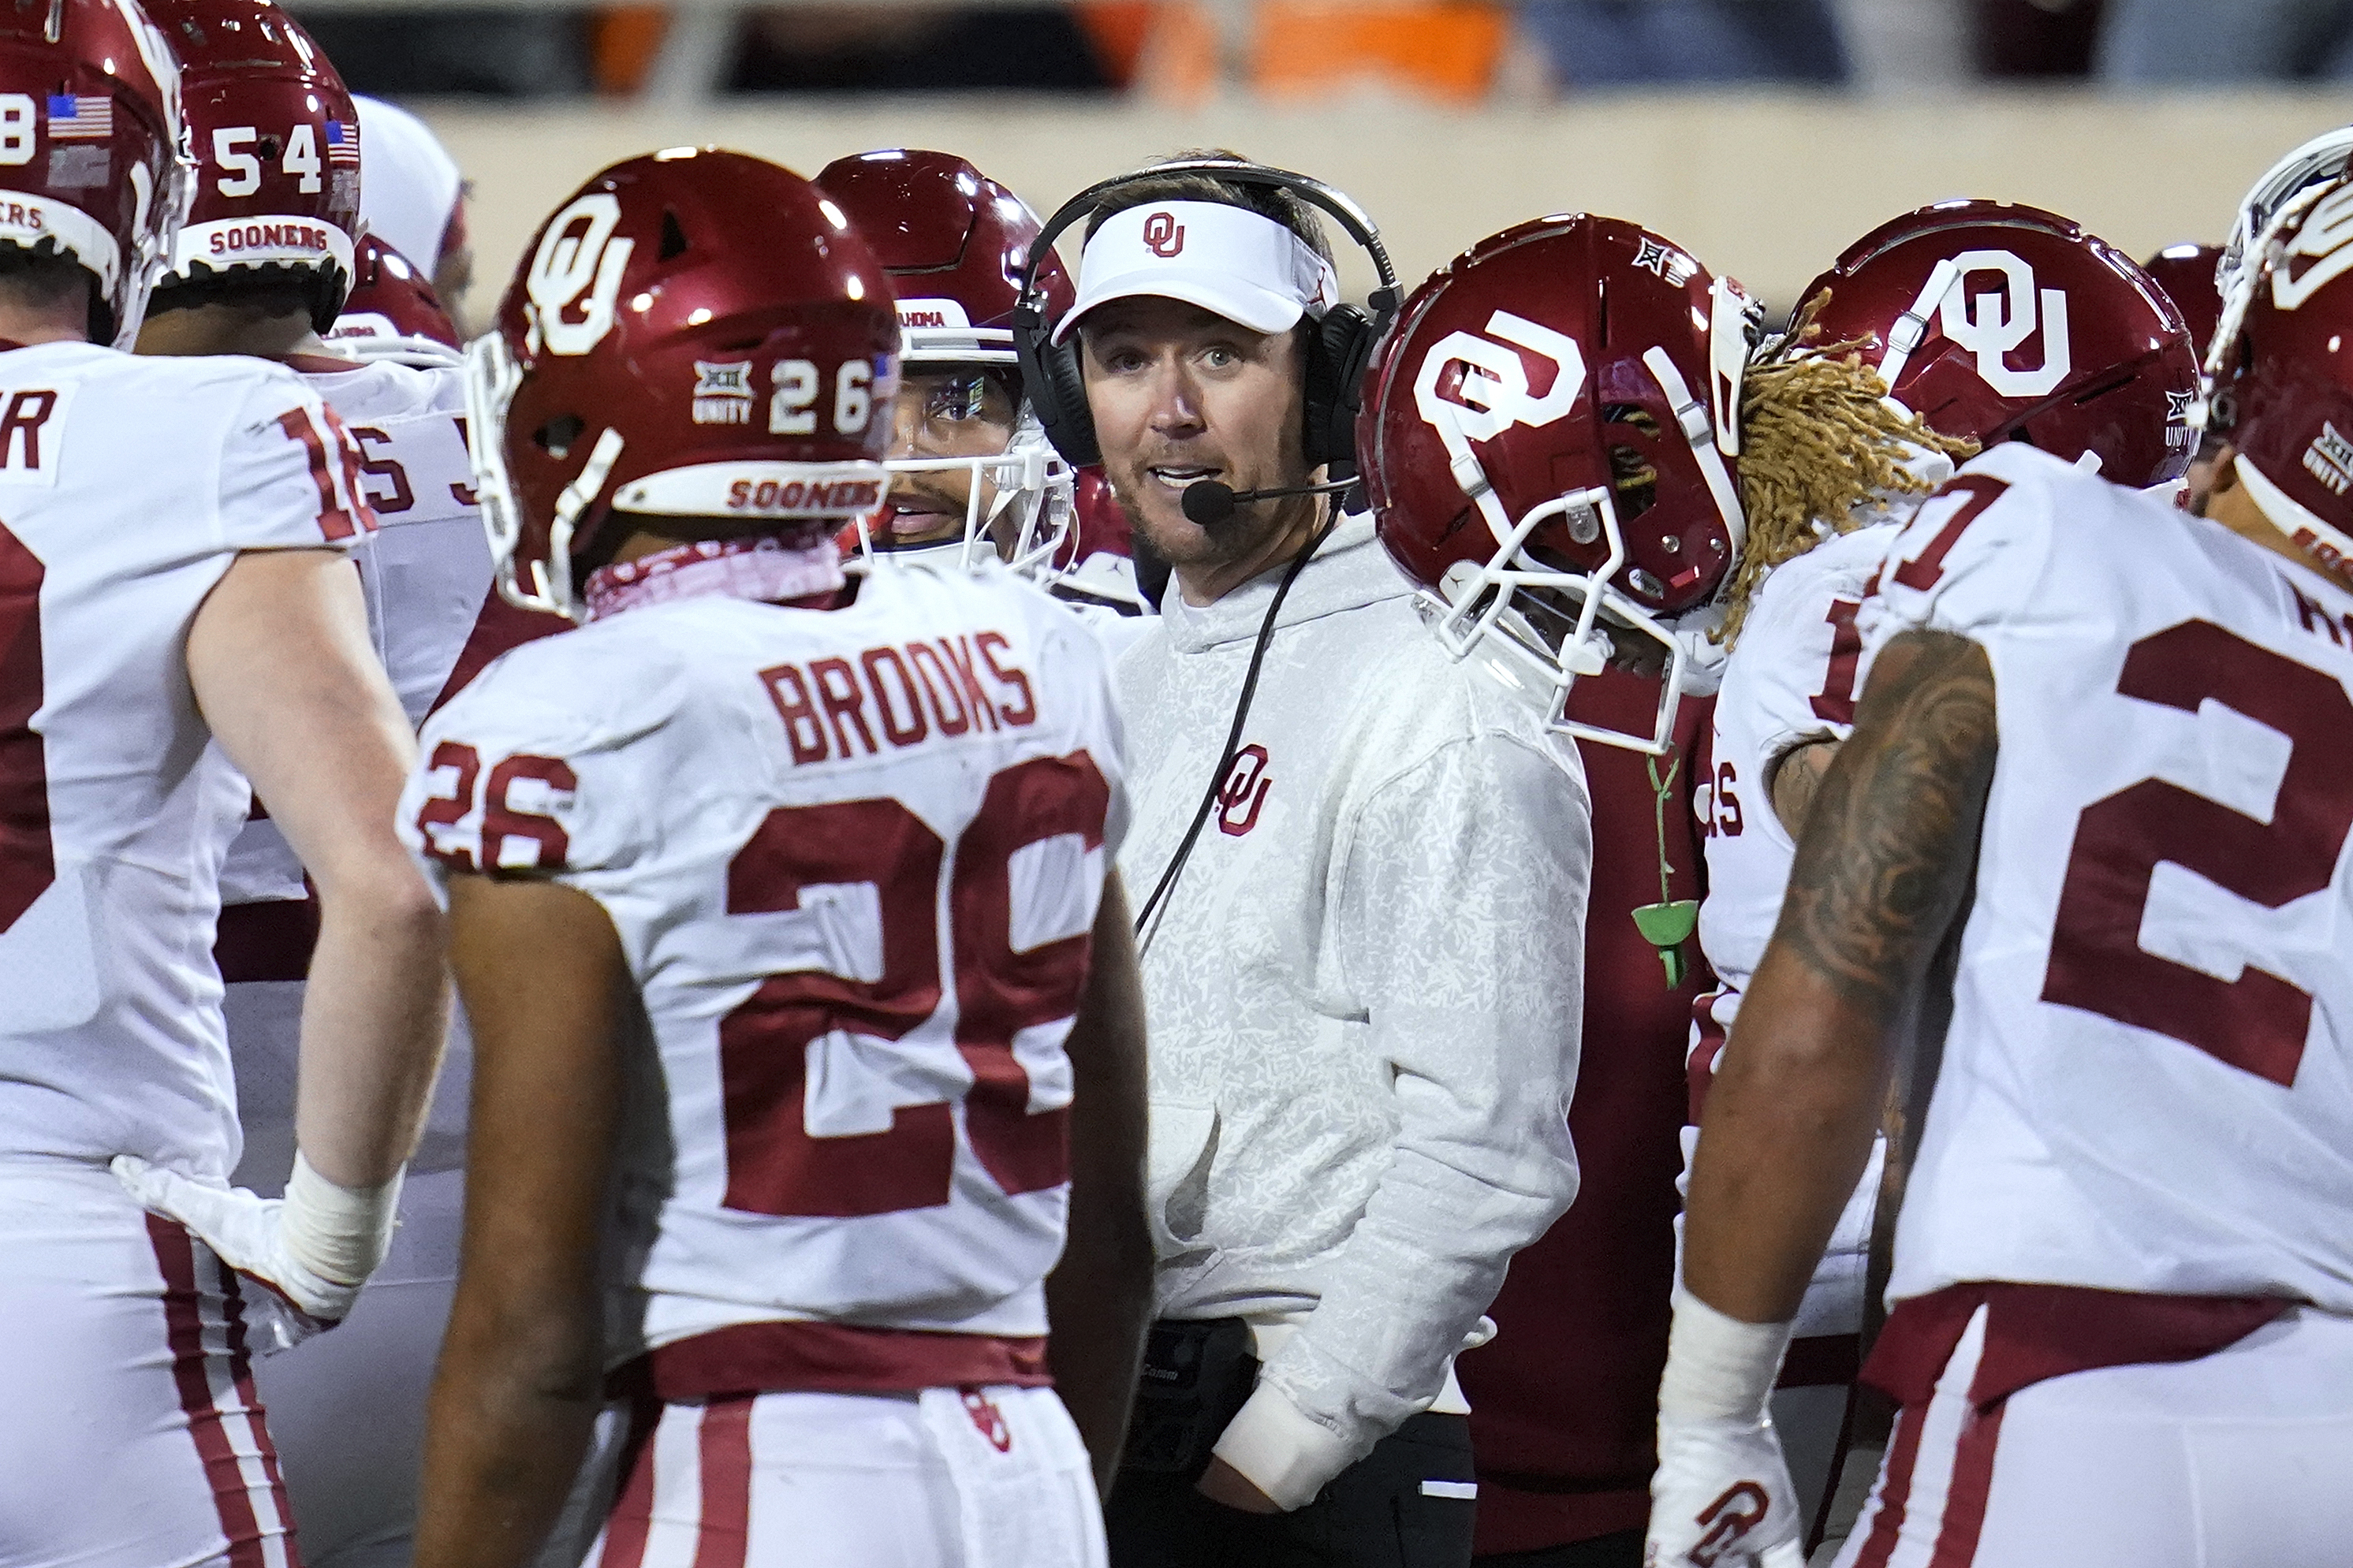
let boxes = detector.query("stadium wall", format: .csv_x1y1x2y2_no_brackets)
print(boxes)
422,90,2353,315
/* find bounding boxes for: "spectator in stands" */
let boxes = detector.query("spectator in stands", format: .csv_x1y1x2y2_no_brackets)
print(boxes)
1520,0,1849,87
292,6,590,95
2098,0,2353,80
1972,0,2104,76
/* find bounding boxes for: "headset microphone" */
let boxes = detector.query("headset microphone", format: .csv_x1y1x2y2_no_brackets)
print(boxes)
1180,475,1357,526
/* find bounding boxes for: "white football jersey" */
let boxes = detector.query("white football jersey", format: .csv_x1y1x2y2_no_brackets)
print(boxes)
0,341,373,1178
401,558,1128,1365
303,357,492,727
219,356,494,905
1860,443,2353,1309
1699,520,1898,1013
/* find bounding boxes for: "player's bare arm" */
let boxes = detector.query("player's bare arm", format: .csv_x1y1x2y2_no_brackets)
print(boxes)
415,873,631,1568
1684,628,1997,1325
188,546,447,1189
1043,871,1154,1498
1766,736,1839,839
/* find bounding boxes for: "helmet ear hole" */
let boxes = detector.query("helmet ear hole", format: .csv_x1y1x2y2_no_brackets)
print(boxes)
659,210,689,262
1606,444,1659,522
535,414,586,459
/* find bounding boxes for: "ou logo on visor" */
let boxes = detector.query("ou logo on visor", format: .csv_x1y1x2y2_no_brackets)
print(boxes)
1143,210,1185,258
528,192,636,357
1414,308,1587,468
1938,248,2071,399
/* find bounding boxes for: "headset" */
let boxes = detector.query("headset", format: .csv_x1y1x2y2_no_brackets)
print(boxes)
1011,158,1403,471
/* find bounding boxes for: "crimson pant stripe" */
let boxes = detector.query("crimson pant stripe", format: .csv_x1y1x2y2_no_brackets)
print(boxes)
1925,1403,2008,1568
596,1396,667,1568
1848,1399,1928,1568
147,1216,270,1568
692,1397,755,1568
220,1269,299,1554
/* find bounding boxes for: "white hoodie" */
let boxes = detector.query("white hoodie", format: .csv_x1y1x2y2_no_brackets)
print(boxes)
1115,512,1590,1507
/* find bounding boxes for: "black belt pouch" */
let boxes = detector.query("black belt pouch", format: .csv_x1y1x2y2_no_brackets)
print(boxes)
1119,1317,1260,1480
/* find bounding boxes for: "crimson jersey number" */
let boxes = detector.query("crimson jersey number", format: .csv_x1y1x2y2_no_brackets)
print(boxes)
0,519,47,933
718,752,1110,1217
2041,620,2353,1086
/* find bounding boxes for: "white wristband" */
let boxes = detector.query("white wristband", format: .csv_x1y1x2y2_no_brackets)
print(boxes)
1658,1285,1794,1425
282,1151,404,1287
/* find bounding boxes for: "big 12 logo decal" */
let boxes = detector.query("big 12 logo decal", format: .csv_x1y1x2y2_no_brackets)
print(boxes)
527,192,635,357
1938,249,2071,398
1412,308,1586,469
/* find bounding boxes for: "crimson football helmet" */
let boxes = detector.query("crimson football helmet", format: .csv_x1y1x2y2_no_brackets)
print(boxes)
468,148,900,620
0,0,190,348
813,149,1077,578
1359,214,1758,754
1799,201,2198,487
2221,127,2353,305
2143,243,2224,358
148,0,356,330
2206,174,2353,578
327,231,461,366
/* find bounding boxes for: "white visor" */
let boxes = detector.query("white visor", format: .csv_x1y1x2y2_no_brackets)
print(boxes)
1054,199,1339,345
170,217,356,282
611,460,889,522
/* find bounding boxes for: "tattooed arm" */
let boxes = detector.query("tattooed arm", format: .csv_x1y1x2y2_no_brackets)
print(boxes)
1767,736,1839,836
1682,628,1998,1324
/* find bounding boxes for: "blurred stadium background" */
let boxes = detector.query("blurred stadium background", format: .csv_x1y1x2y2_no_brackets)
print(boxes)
308,0,2353,319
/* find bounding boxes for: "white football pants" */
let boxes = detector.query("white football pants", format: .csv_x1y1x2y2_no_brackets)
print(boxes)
0,1157,296,1568
1833,1301,2353,1567
575,1385,1106,1568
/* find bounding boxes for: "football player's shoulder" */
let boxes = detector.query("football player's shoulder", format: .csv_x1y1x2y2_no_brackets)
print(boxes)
423,610,690,759
296,354,463,420
70,345,310,425
1956,441,2187,581
1744,520,1900,640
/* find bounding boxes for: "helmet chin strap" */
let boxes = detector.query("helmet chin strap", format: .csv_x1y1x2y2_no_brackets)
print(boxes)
1875,257,1961,393
1643,345,1746,561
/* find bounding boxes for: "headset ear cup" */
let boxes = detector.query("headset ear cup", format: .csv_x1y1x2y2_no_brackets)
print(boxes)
1014,307,1103,467
1303,304,1375,468
1040,335,1100,467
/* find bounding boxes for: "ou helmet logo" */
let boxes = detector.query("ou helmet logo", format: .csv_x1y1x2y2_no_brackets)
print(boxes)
528,192,636,357
1143,210,1185,258
1413,308,1587,469
2269,181,2353,311
1939,248,2071,398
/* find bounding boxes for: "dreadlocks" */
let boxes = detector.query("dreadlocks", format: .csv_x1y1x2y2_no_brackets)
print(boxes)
1722,295,1977,645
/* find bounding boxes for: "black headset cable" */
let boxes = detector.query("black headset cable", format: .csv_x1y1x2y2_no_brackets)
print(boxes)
1133,501,1343,945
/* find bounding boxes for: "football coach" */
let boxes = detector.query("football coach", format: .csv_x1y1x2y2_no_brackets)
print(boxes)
1016,152,1594,1568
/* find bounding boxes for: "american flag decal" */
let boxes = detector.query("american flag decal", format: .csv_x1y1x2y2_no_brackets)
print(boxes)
325,120,359,166
47,95,111,141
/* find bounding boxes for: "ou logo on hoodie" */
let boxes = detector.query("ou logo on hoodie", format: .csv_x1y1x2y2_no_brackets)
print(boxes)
1218,744,1272,836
